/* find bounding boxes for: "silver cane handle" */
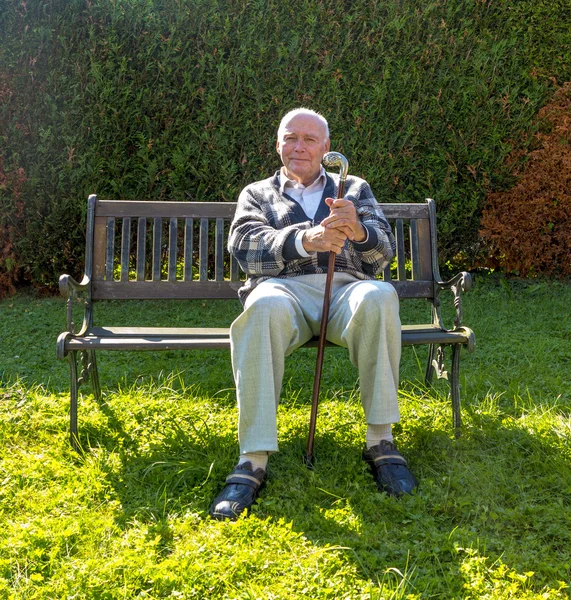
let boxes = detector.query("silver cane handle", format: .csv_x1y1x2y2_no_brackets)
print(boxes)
322,151,349,185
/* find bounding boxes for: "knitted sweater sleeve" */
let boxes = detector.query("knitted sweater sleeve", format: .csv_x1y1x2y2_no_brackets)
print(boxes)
346,178,396,275
228,183,301,276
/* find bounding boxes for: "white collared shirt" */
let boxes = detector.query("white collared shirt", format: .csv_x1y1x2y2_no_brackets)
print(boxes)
280,167,327,257
279,166,327,220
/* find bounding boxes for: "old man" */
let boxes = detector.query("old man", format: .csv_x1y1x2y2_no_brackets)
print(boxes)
210,108,418,520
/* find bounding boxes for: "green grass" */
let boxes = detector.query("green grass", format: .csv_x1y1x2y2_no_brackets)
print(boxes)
0,278,570,598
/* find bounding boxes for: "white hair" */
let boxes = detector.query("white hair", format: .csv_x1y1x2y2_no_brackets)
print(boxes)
277,108,330,140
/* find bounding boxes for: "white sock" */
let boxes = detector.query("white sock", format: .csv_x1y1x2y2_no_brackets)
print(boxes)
366,423,393,449
238,451,268,472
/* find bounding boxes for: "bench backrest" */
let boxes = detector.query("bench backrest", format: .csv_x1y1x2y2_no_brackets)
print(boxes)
86,195,439,301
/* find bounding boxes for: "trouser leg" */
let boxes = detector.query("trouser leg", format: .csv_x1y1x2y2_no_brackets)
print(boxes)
231,274,402,453
230,280,314,454
326,279,401,425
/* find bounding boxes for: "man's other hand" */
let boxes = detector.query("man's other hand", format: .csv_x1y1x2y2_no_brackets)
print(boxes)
321,197,366,243
302,224,347,254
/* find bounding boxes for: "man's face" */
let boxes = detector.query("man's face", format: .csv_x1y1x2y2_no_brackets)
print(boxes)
276,114,330,186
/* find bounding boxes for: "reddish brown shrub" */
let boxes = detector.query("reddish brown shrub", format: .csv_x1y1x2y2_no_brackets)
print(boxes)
480,83,571,277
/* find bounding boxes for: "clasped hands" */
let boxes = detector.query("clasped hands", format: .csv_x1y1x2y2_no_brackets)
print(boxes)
302,197,366,254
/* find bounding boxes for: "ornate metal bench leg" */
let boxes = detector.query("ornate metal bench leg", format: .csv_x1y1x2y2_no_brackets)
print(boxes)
425,344,436,386
89,350,102,403
450,344,462,437
68,351,81,452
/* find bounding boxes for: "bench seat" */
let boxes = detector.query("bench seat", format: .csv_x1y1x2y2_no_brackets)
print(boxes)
58,324,474,353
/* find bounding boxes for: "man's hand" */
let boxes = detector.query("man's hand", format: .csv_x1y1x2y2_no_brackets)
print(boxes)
321,197,367,243
302,197,366,254
302,224,348,254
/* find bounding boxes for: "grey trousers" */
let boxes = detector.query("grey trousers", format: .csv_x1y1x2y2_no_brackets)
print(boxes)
230,272,401,454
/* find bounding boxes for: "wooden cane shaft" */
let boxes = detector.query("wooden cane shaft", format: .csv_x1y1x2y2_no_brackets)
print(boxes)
306,250,336,458
306,177,346,461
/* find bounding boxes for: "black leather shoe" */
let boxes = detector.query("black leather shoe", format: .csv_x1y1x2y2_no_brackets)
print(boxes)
363,440,418,497
210,462,266,520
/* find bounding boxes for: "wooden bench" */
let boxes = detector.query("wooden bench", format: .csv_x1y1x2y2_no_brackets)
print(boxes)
57,194,475,450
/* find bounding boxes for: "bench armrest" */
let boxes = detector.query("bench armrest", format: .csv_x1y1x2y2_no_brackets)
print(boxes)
434,271,472,330
59,273,90,294
59,273,92,336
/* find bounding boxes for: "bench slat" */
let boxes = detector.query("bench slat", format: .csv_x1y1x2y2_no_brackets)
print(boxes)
388,280,432,298
94,200,430,220
410,219,420,279
90,279,432,300
83,323,465,338
95,200,237,219
215,218,225,282
199,218,208,282
382,204,430,219
120,217,131,282
136,217,146,281
94,202,434,228
93,216,107,280
416,217,433,281
395,219,406,280
152,218,162,281
184,218,193,281
105,217,115,281
92,280,242,300
89,326,231,337
66,336,233,351
230,254,240,282
63,323,471,353
383,263,391,281
168,217,177,282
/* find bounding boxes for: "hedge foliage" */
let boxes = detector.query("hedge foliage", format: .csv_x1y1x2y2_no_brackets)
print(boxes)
1,0,569,293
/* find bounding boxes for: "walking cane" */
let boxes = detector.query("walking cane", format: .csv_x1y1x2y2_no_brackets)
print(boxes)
305,151,349,467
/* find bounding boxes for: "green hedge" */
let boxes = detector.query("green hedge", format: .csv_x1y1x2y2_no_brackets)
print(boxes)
0,0,569,292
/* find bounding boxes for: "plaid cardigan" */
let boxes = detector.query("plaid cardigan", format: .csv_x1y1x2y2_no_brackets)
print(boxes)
229,171,396,303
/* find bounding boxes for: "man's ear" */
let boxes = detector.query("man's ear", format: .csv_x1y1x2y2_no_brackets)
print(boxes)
276,139,281,155
325,138,331,152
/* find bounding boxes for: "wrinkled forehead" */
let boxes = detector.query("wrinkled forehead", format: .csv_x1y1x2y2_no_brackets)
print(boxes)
278,114,328,140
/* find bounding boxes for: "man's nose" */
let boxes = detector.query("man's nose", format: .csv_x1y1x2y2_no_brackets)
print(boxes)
294,139,306,151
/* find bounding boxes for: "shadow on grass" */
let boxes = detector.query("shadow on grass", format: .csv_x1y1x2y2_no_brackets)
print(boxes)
258,410,570,593
67,380,571,594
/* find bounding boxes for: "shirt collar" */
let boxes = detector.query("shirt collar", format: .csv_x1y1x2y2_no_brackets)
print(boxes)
279,166,326,194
